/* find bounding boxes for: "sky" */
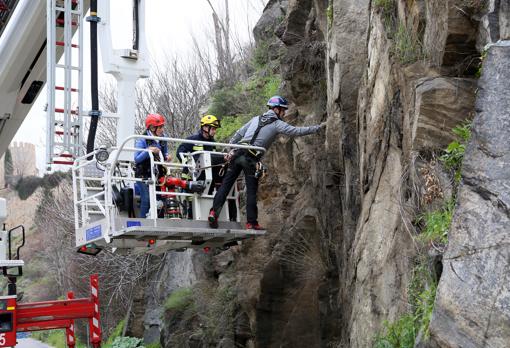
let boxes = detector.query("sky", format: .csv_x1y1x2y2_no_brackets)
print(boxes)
12,0,268,174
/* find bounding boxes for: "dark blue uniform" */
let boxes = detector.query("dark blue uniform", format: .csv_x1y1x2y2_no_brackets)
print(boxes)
176,132,217,163
178,131,237,221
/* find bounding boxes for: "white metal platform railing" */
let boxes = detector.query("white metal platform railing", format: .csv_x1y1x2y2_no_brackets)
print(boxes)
72,135,267,254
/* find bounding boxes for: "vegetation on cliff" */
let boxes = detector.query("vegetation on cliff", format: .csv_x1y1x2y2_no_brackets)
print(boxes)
375,122,472,347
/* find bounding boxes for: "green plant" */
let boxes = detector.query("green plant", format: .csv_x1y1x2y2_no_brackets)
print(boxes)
452,122,471,142
32,330,66,348
375,0,394,12
252,41,270,71
375,0,396,31
199,285,236,342
209,73,281,120
32,330,86,348
416,199,454,245
439,122,471,181
414,282,437,339
393,22,423,64
104,320,125,347
215,115,248,142
208,84,244,117
373,314,417,348
143,342,161,348
110,336,143,348
375,254,441,347
409,263,429,309
440,140,465,177
262,75,280,100
475,50,488,78
408,258,438,340
327,4,333,28
164,287,193,311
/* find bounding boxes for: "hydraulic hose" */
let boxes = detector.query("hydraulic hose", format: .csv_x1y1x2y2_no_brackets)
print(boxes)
86,0,101,159
133,0,139,50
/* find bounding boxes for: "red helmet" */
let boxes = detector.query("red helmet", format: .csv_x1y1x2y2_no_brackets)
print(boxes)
145,113,165,129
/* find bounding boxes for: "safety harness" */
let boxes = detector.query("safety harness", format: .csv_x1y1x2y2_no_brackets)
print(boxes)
242,115,277,158
236,115,276,179
220,116,277,178
250,116,277,145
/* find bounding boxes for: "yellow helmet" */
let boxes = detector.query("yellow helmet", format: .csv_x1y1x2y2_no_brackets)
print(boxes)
200,115,221,128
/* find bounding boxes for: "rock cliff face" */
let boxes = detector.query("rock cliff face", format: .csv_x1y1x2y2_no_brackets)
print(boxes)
429,42,510,348
142,1,510,347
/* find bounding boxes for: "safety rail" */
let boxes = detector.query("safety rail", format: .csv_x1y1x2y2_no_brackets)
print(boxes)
71,135,266,254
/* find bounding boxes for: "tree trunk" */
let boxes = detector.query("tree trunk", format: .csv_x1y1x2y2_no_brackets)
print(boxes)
223,0,232,81
212,11,226,82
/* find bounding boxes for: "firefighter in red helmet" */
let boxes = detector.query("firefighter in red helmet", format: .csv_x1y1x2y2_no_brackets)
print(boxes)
134,113,171,218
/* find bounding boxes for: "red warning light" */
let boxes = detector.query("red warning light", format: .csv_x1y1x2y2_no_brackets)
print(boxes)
148,239,156,245
203,246,210,253
77,243,102,256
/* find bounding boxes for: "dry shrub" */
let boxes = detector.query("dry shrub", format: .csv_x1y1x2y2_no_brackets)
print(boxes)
33,180,161,332
419,162,443,205
281,230,330,282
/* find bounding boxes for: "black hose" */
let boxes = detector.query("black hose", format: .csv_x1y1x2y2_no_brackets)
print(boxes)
133,0,140,50
86,0,101,159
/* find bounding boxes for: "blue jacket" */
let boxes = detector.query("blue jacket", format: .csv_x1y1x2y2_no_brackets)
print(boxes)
134,131,168,178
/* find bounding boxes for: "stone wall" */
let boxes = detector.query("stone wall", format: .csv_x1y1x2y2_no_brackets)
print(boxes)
0,141,38,188
9,142,38,177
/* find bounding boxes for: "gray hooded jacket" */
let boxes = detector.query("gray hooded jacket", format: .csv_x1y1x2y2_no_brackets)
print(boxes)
229,110,321,152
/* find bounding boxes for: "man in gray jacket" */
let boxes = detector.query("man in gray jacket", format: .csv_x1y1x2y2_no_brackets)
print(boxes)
208,95,326,230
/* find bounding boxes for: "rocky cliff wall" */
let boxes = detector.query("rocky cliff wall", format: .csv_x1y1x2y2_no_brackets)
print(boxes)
430,41,510,348
144,1,510,347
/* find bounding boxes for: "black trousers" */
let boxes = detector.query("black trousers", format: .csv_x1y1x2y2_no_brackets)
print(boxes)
212,152,259,223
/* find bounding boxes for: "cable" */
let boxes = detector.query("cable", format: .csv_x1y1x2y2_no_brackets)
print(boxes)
86,0,101,159
132,0,140,50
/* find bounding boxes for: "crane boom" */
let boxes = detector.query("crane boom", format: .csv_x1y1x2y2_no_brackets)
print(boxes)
0,0,90,158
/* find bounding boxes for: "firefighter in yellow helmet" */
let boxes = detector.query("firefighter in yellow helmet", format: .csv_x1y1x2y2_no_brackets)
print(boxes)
176,115,227,218
200,114,221,132
176,115,221,164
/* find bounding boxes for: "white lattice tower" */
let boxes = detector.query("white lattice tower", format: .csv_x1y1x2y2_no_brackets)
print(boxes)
46,0,84,166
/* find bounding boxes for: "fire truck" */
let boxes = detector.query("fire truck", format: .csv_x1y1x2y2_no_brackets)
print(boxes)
0,198,102,347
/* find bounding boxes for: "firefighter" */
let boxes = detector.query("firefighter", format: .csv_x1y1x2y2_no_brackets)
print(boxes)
134,113,171,218
176,114,222,179
208,96,326,230
177,115,232,219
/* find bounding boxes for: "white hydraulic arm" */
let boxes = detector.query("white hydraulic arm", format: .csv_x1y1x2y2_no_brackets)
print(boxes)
0,0,90,159
97,0,149,152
